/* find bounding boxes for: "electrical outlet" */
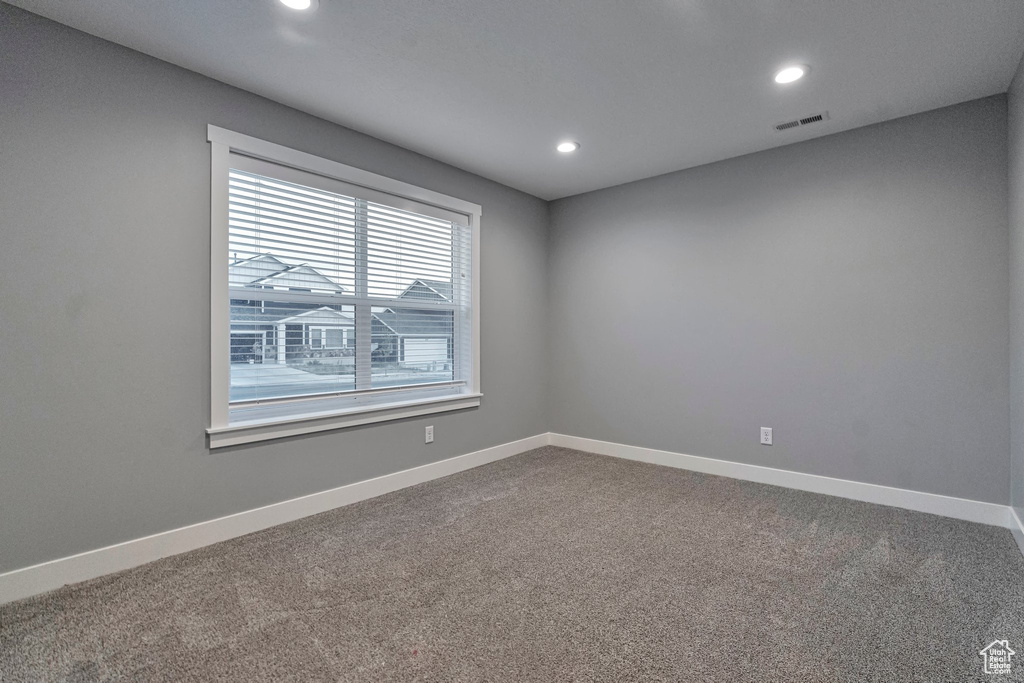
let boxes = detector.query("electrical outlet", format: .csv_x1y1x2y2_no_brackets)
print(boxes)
425,425,434,444
760,427,773,445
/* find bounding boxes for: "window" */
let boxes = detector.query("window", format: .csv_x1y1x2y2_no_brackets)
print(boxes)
207,127,480,447
312,326,347,349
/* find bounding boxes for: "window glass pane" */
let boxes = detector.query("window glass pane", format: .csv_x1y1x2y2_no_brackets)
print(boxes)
228,169,356,297
229,299,355,402
371,306,454,388
367,201,455,300
325,328,344,348
225,157,472,415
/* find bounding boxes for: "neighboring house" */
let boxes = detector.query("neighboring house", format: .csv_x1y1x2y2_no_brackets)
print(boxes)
229,256,453,371
229,254,353,364
372,279,456,370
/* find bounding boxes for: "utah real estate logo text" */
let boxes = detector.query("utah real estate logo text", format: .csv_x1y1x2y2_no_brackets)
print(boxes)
979,640,1015,675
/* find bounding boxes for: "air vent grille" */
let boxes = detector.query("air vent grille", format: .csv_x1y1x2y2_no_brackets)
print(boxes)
775,111,829,132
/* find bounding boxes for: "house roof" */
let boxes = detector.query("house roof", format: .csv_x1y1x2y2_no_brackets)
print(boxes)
229,253,345,294
229,258,454,335
229,303,292,324
399,279,453,302
231,303,452,337
231,304,356,326
276,306,354,325
373,308,453,338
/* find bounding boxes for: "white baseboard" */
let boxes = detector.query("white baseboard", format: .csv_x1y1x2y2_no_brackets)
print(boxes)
549,433,1013,529
3,432,1018,606
0,433,549,606
1011,507,1024,557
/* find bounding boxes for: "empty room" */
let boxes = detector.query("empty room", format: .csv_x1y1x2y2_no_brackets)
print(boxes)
2,0,1024,680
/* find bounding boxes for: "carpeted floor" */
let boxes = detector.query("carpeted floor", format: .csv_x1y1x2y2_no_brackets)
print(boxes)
1,446,1023,682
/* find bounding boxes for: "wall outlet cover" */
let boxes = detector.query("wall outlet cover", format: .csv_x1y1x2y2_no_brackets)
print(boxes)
761,427,773,445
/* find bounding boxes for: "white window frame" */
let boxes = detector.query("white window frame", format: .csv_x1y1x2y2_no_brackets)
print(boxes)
206,125,481,448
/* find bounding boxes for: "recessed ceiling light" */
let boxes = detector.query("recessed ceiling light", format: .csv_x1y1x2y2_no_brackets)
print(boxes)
280,0,317,10
557,141,580,153
774,65,807,84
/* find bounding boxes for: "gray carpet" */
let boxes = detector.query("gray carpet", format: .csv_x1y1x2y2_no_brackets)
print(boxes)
2,446,1023,682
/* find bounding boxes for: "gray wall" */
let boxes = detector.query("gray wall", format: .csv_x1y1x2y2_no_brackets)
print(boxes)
0,5,549,574
1010,55,1024,521
548,96,1010,504
0,3,1017,579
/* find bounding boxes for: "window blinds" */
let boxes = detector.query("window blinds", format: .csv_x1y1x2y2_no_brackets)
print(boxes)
226,154,473,408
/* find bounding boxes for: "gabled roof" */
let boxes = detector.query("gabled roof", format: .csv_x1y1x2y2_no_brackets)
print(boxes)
373,307,453,338
229,253,345,294
229,253,287,287
231,304,355,326
276,306,354,325
398,279,453,302
254,264,344,293
371,314,398,336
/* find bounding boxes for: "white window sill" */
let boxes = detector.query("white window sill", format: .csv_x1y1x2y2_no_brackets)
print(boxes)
207,392,482,448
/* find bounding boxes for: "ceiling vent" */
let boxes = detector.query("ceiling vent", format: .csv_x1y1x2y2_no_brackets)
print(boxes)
774,111,829,132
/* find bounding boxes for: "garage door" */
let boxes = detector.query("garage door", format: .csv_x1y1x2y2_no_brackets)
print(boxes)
403,338,449,366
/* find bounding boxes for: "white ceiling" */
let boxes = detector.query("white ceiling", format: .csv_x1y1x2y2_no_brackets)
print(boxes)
9,0,1024,200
